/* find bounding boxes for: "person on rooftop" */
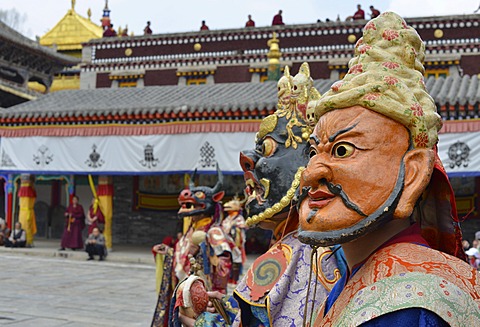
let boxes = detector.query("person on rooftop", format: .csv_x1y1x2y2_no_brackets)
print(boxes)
245,15,255,27
200,20,209,31
369,5,381,18
272,10,285,26
103,24,117,37
144,21,152,35
353,4,365,20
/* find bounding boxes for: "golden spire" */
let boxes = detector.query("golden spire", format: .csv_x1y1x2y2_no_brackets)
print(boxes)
267,32,282,81
267,32,281,65
87,8,92,20
71,0,76,11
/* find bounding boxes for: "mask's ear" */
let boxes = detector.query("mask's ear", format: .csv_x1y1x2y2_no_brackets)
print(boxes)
394,148,435,219
212,191,225,203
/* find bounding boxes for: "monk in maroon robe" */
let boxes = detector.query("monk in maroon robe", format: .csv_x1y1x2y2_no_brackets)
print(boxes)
272,10,285,25
86,198,105,235
245,15,255,27
60,196,85,250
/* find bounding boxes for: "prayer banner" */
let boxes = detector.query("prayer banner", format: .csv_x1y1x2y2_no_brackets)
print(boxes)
0,133,256,175
438,131,480,177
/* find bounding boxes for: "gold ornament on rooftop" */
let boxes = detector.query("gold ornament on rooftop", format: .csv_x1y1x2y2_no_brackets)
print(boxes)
434,29,444,38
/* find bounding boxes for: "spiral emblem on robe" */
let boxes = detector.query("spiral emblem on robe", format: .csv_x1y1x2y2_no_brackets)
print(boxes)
254,259,282,286
247,244,292,301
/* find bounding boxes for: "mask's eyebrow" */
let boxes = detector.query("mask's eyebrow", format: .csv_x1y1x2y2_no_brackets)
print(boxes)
309,134,320,145
328,122,359,143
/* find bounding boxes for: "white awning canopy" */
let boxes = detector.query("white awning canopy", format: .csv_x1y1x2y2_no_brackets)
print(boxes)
1,130,479,176
0,132,256,175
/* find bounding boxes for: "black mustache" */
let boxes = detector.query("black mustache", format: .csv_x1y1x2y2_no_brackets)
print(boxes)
325,180,367,217
296,181,367,219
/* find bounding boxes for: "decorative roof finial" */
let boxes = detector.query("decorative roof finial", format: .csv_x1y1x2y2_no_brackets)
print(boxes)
71,0,76,11
101,0,112,28
267,32,282,81
87,8,92,20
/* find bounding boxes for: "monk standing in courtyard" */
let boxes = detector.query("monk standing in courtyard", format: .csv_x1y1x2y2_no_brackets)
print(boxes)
60,195,85,251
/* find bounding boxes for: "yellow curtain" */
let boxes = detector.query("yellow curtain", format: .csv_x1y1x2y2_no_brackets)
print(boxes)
19,196,36,246
97,176,113,250
98,194,113,249
89,175,114,249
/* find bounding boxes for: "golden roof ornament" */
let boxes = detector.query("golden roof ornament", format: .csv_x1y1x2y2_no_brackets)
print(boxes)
40,0,103,51
267,32,281,64
87,8,92,21
267,32,281,81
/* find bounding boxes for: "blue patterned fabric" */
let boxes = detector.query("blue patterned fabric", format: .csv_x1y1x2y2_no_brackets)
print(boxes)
360,308,449,327
193,295,240,327
332,245,348,277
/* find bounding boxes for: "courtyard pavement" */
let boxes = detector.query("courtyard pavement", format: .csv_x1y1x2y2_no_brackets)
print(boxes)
0,253,157,326
0,239,258,326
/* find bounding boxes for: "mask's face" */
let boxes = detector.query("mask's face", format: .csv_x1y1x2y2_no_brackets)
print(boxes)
178,169,224,219
298,106,410,244
240,116,309,226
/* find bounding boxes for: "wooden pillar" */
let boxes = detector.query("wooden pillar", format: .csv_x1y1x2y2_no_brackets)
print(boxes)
5,174,14,229
68,175,75,205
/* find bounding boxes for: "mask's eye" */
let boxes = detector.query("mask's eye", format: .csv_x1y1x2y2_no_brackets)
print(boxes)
194,191,205,199
309,146,317,159
261,137,277,157
332,143,355,158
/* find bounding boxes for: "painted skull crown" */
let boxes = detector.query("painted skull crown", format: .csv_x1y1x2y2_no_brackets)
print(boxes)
240,63,321,226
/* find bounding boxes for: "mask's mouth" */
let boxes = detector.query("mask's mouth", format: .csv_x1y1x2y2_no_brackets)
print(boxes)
244,173,270,207
178,200,205,214
245,167,304,227
298,149,409,247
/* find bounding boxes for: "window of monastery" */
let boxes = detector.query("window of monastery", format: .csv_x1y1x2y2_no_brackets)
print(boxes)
118,79,138,88
186,77,207,85
425,68,449,79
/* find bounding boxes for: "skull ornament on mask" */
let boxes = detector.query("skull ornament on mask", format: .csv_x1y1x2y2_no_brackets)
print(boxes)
305,102,316,128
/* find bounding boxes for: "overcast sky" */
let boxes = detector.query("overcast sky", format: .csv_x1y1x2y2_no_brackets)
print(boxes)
2,0,479,39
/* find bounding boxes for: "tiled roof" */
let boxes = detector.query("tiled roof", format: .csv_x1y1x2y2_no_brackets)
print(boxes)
2,76,479,118
0,76,479,137
0,21,79,65
0,80,335,119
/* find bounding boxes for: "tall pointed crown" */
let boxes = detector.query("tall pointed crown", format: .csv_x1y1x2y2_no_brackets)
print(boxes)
314,12,442,149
